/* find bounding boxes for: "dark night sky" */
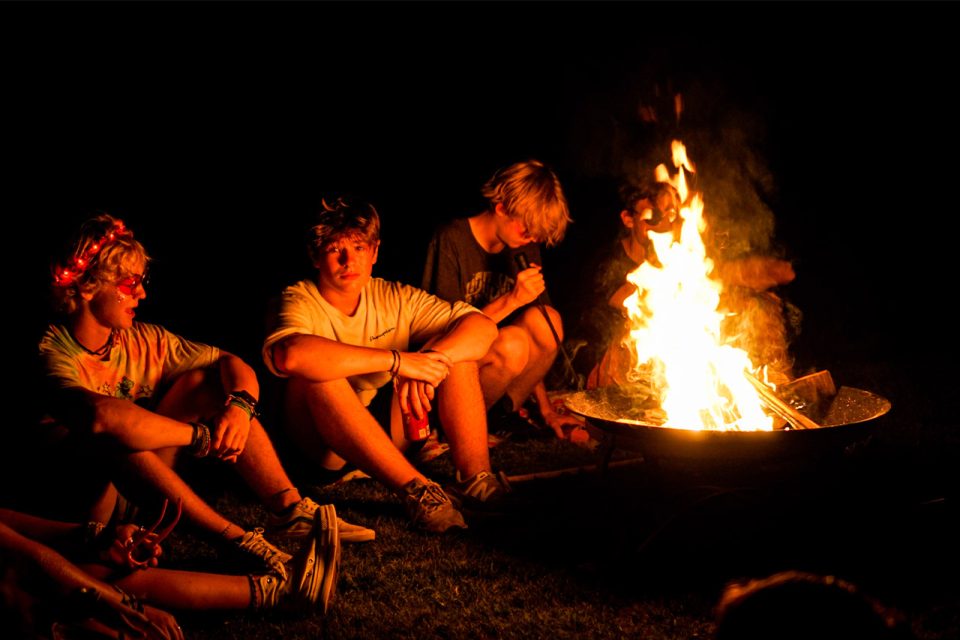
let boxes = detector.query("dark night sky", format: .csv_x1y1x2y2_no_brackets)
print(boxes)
7,3,958,427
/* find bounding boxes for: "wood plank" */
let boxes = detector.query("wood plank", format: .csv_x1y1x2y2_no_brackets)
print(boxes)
744,370,821,430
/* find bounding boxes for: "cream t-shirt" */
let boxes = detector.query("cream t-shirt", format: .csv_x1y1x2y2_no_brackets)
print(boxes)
263,278,477,406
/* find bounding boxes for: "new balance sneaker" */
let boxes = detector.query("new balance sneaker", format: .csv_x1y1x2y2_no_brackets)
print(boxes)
250,503,340,613
267,496,376,543
446,470,513,516
234,528,292,580
400,478,467,533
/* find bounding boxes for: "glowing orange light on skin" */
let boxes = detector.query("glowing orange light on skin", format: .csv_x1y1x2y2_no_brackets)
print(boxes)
623,141,773,431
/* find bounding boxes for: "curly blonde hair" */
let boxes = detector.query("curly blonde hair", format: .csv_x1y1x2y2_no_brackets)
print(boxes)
50,214,149,315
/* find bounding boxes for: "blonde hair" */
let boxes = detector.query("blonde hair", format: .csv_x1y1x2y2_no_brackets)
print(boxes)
50,214,149,315
482,159,571,247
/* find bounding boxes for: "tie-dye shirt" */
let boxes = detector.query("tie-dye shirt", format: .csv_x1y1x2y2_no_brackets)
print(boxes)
39,322,220,408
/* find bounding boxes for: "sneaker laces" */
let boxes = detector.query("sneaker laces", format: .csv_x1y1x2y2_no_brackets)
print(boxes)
410,481,451,515
236,528,291,580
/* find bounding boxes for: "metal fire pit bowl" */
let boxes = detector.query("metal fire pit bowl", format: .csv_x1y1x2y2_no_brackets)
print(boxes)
565,385,891,467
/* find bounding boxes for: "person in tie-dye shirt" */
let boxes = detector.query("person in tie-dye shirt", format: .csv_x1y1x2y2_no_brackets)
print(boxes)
28,214,369,586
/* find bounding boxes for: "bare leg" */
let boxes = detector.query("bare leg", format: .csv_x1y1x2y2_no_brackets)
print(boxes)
285,377,426,491
436,361,491,478
155,368,302,513
477,325,530,410
112,567,251,610
502,306,562,409
118,451,244,541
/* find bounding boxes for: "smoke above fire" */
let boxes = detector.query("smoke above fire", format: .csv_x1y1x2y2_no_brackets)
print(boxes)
620,78,800,388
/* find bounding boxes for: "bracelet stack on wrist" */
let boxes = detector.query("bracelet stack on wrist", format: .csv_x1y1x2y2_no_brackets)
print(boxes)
388,349,401,377
225,390,259,421
113,585,144,612
189,421,212,458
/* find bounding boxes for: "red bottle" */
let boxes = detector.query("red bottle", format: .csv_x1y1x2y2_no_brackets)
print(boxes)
404,411,430,441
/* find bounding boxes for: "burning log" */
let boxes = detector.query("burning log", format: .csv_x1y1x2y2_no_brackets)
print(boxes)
743,370,821,430
778,370,838,423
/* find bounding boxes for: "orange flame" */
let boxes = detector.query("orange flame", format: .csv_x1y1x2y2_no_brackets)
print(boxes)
623,141,773,431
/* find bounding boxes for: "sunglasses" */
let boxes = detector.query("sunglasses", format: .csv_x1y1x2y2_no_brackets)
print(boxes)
115,270,150,296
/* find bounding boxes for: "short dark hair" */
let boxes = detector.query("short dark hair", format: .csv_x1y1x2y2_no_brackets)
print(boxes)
618,175,664,212
307,197,381,263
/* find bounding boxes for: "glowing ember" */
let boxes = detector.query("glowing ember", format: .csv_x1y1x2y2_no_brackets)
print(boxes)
623,140,773,431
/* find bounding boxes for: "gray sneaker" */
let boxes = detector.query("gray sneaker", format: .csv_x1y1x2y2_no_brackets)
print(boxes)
235,528,292,580
249,503,340,614
446,470,513,515
267,496,376,543
400,478,467,533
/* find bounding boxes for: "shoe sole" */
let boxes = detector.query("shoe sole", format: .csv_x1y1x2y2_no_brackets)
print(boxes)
269,514,375,544
316,504,340,614
338,518,376,543
416,443,450,463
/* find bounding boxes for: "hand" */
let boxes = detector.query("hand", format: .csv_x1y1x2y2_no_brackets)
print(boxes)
541,409,585,440
140,604,184,640
104,523,162,570
395,377,437,420
512,264,546,307
82,588,184,640
394,350,451,388
210,404,251,462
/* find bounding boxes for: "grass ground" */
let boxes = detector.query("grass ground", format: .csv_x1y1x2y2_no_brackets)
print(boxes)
163,406,957,640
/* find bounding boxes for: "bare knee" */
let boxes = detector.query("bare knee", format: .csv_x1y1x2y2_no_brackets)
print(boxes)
516,306,564,352
154,368,223,421
483,327,531,377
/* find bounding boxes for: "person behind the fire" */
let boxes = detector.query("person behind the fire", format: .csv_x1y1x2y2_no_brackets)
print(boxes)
421,159,582,439
263,197,510,534
580,174,795,388
32,214,369,592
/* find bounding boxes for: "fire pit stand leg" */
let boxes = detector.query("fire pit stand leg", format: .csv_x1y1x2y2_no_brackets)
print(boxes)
597,429,618,477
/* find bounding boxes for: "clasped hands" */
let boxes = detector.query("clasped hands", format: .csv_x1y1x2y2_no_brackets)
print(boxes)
393,349,452,420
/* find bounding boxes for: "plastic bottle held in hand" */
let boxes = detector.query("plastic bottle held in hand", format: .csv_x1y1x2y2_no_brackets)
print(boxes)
404,411,430,441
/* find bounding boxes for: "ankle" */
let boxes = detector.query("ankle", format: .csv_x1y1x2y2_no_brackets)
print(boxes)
267,487,300,514
221,523,245,542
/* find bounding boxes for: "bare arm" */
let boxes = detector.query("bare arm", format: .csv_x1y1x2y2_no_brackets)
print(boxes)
420,312,498,364
716,256,795,291
608,281,637,312
532,381,583,439
395,312,496,420
480,265,546,324
76,390,194,451
271,334,400,382
0,521,182,639
208,352,260,460
216,352,259,399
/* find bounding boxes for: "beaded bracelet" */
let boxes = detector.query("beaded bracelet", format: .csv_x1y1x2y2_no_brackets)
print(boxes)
189,422,212,458
226,390,259,419
226,395,257,420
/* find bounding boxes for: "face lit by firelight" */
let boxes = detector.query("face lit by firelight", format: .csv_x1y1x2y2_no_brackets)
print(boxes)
493,203,537,249
314,234,380,298
84,256,148,331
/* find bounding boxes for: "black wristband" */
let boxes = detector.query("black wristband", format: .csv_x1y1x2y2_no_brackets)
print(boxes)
189,422,212,458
